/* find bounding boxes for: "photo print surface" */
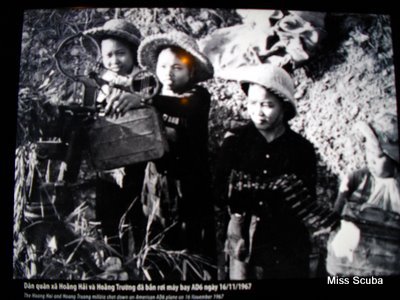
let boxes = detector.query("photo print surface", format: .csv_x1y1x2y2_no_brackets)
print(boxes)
12,6,399,295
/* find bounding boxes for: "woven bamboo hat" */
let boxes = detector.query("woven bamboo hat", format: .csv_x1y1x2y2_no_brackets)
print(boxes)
238,64,297,120
138,31,214,83
84,19,141,48
356,112,399,163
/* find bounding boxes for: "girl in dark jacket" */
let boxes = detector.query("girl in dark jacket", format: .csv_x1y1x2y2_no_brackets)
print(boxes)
215,64,317,279
138,31,216,262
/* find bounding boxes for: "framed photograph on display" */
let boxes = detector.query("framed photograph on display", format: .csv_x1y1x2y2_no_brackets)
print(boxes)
5,1,400,298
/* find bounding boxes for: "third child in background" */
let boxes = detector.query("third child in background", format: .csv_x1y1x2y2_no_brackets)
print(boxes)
326,112,400,276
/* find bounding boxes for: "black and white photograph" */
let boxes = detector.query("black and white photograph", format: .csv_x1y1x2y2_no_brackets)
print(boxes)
6,2,400,299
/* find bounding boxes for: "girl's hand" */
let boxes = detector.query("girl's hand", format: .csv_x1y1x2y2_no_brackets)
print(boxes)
105,92,142,117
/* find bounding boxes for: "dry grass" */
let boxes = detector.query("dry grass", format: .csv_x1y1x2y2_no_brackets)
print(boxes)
13,144,215,280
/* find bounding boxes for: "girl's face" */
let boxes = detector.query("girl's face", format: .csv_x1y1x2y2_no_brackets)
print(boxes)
365,149,396,178
156,48,191,93
247,83,285,131
101,38,134,76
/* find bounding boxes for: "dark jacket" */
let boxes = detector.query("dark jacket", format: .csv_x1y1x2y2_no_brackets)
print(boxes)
151,85,212,219
145,85,215,258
